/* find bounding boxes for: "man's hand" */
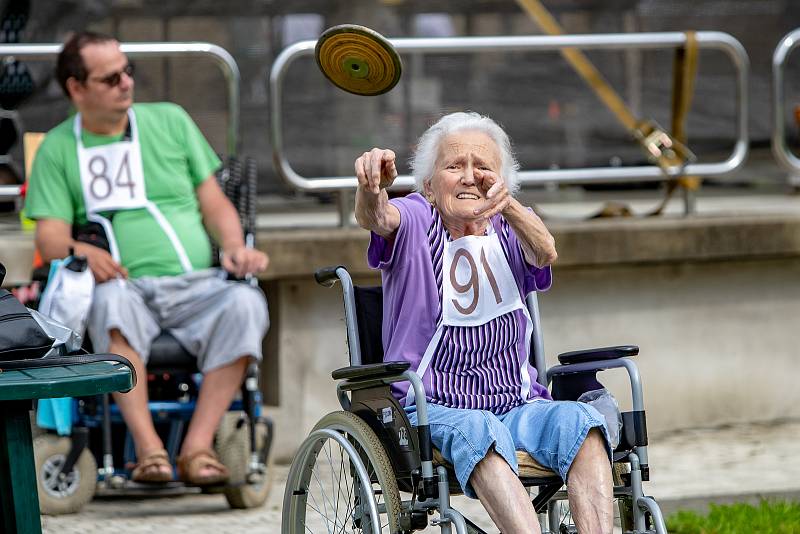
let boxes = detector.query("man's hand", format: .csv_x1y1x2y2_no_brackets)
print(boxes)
473,168,511,220
221,246,269,278
355,148,397,194
73,241,128,283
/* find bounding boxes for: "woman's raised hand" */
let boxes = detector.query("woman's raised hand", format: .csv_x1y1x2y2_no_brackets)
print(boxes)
355,148,397,194
473,168,511,220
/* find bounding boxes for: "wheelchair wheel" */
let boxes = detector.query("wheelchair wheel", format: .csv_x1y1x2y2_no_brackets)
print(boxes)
214,411,273,509
282,411,402,534
33,434,97,515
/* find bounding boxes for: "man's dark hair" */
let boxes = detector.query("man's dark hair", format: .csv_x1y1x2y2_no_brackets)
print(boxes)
56,31,117,97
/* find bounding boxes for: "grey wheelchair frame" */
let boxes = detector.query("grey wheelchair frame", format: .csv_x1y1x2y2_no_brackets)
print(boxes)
282,266,667,534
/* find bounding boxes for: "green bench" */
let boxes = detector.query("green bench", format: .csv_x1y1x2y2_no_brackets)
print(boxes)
0,360,134,533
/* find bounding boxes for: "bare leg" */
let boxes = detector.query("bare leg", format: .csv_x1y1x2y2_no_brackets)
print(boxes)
471,449,541,534
108,329,171,480
109,330,165,457
179,356,249,476
567,428,613,534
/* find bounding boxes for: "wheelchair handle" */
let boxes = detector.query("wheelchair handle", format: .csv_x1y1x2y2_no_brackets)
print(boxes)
314,265,347,287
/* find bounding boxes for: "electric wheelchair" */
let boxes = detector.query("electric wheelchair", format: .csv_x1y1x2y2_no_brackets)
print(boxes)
31,157,274,515
282,265,667,534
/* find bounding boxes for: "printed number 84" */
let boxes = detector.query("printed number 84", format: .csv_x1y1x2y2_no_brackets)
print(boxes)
88,153,135,200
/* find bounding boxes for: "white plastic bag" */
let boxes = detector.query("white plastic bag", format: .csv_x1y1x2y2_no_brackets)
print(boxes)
28,308,83,357
38,255,94,338
578,388,623,449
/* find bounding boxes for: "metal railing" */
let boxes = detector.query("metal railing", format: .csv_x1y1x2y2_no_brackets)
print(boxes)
772,28,800,173
271,32,749,196
0,41,240,199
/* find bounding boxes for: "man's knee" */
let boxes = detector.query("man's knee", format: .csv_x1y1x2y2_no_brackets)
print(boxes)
108,328,127,344
221,285,268,327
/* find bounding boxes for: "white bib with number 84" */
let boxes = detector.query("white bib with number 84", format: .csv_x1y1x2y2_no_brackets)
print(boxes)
75,111,147,214
73,110,193,273
442,229,524,327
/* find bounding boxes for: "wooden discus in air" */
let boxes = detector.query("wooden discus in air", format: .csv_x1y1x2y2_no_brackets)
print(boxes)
315,24,402,96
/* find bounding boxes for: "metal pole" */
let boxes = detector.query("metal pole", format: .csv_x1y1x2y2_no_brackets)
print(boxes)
772,28,800,173
0,42,241,199
271,32,749,193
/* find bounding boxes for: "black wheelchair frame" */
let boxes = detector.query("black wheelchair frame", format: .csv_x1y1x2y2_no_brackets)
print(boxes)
33,156,274,514
281,265,667,534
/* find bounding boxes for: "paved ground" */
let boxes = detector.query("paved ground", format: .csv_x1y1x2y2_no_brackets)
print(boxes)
39,419,800,533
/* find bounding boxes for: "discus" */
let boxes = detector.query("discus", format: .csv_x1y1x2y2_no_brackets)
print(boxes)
315,24,402,96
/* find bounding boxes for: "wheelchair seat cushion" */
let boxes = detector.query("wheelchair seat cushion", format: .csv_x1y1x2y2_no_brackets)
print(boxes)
433,448,556,478
147,332,197,373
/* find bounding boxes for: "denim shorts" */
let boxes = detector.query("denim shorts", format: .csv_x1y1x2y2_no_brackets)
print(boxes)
407,399,611,498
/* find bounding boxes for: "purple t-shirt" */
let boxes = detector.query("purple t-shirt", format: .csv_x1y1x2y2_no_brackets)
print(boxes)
368,193,553,414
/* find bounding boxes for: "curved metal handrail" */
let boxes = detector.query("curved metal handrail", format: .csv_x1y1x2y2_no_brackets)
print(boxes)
772,28,800,173
0,41,240,199
271,31,749,193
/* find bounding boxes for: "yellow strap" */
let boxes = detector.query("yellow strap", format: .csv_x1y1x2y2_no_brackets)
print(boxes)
515,0,638,131
517,0,697,176
671,31,698,146
649,32,701,215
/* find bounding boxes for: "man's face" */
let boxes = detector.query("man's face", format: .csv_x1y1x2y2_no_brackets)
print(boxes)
71,41,134,115
424,130,502,223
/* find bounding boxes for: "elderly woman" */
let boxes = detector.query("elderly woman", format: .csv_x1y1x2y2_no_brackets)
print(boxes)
354,112,613,534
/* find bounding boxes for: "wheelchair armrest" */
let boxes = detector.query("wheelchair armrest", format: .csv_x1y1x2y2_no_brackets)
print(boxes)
332,362,411,381
557,345,638,365
315,265,347,287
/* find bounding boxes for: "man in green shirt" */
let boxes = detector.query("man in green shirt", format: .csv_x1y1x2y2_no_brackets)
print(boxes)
25,31,269,485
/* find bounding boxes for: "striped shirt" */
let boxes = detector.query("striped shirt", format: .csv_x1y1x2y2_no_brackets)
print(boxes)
368,193,553,414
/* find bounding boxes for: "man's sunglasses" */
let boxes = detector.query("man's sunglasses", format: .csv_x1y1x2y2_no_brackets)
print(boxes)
88,63,135,87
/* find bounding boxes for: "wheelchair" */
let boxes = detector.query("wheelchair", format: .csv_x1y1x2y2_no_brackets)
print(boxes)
282,266,667,534
31,157,274,515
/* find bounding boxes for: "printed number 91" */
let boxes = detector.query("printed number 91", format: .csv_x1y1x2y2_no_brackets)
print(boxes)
449,247,502,315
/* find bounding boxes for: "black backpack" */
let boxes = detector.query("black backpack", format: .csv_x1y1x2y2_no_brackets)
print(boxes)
0,262,53,360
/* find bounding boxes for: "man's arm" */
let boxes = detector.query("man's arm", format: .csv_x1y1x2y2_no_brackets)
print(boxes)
196,176,268,277
35,218,128,282
354,148,401,238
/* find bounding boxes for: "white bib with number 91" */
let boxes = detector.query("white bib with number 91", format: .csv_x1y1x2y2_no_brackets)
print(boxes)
75,111,148,214
442,230,524,327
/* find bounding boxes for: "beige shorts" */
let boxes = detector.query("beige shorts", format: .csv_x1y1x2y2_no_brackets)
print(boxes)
87,269,268,372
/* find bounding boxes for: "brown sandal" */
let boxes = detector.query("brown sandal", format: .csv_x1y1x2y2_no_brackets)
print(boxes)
130,449,173,483
177,449,229,486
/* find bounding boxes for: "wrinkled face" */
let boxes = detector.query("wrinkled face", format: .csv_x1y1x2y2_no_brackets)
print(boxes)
71,41,134,115
424,130,502,224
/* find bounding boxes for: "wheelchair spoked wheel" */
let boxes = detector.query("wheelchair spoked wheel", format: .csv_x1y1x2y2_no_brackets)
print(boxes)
282,411,402,534
548,462,634,533
214,411,274,509
33,434,97,515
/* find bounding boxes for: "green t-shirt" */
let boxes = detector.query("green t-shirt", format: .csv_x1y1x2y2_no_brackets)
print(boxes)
25,102,221,279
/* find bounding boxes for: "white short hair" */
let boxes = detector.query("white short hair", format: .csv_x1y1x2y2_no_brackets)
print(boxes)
410,111,520,194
